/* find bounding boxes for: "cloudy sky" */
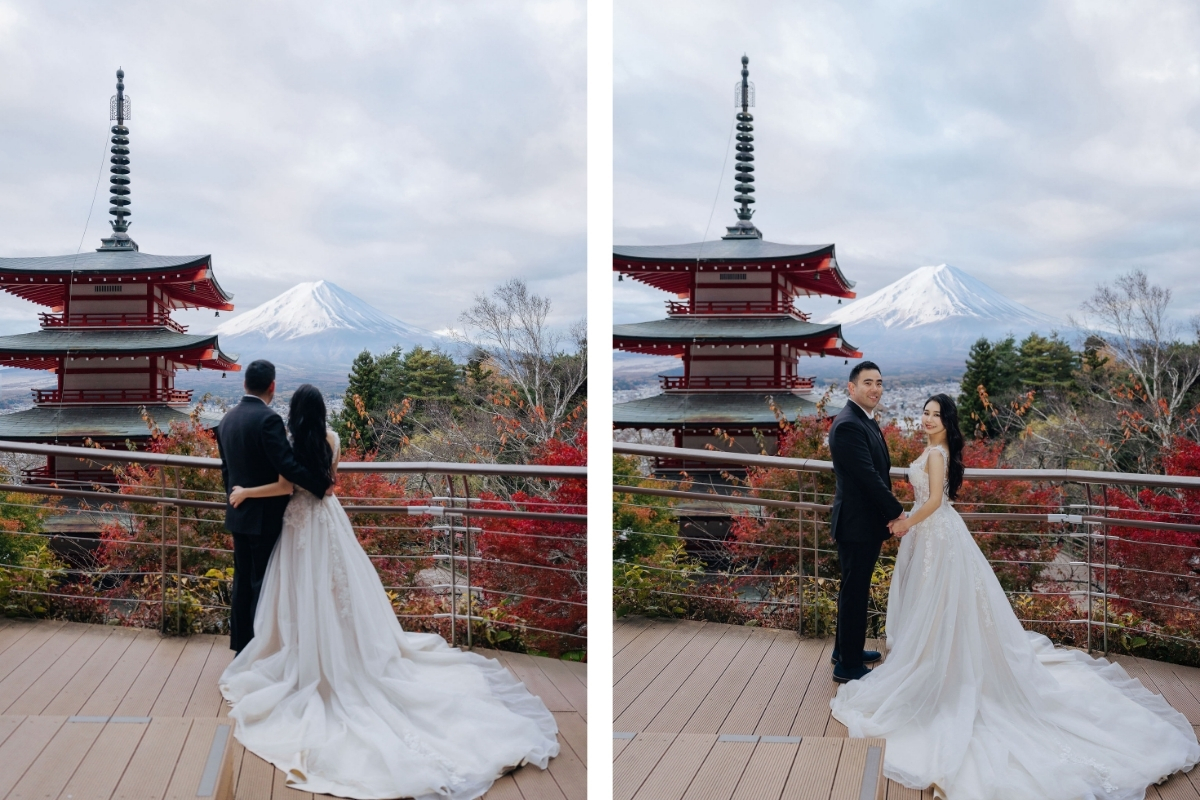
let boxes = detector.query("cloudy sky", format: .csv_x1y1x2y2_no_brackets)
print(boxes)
0,1,584,335
614,1,1200,327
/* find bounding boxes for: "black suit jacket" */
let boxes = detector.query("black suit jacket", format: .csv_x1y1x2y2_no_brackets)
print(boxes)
828,401,904,543
215,396,332,537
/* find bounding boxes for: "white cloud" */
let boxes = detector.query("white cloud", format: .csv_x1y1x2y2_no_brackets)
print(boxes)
0,0,585,334
615,0,1200,325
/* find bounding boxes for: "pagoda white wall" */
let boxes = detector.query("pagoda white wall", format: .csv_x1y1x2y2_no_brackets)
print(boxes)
693,271,774,304
688,344,776,376
67,282,149,315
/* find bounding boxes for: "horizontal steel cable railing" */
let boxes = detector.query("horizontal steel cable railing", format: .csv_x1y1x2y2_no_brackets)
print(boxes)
614,442,1200,664
0,440,586,656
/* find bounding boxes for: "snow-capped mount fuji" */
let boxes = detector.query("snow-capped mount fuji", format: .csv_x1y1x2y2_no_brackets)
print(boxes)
210,280,449,368
819,264,1065,378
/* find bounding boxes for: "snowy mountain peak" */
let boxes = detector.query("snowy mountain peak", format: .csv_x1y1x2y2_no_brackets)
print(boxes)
214,280,441,343
822,264,1059,330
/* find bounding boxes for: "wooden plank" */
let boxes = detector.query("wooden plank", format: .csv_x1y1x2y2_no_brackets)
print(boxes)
0,618,42,662
830,738,871,800
646,626,753,733
682,628,777,734
234,749,277,800
554,711,587,767
57,720,149,800
5,715,104,800
1140,665,1200,725
615,617,652,654
185,636,236,717
40,626,138,716
728,738,801,800
615,620,703,686
778,737,842,800
112,634,187,717
756,638,828,736
511,759,569,800
3,624,111,714
631,733,716,800
502,653,574,713
0,620,60,669
790,640,839,736
112,717,192,799
482,773,525,799
151,635,215,717
722,634,799,735
165,718,235,799
77,629,164,717
1157,768,1200,800
229,740,246,795
0,622,86,710
615,626,727,731
613,731,676,800
886,779,923,800
545,727,587,800
562,659,585,685
679,739,756,800
0,715,65,797
0,714,25,748
614,736,631,760
535,656,588,719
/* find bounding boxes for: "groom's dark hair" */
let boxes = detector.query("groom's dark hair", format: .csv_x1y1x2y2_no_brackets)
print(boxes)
848,361,881,383
244,360,276,395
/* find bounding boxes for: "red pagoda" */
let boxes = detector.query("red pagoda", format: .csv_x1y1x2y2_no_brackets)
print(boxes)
0,70,238,484
614,56,861,464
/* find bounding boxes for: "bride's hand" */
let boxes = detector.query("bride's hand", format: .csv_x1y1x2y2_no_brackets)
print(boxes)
890,515,913,536
229,486,247,508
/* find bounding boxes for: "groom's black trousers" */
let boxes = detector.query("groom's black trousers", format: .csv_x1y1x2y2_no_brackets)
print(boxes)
230,530,281,653
835,537,883,670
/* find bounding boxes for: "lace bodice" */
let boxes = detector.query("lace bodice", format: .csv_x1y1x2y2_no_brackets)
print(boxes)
908,444,951,508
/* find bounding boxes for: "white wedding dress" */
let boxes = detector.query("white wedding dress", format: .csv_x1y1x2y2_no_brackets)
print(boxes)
830,445,1200,800
219,432,560,800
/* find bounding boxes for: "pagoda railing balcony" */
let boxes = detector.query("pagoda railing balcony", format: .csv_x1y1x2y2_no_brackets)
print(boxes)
33,387,194,405
666,300,810,319
660,375,815,392
40,311,186,333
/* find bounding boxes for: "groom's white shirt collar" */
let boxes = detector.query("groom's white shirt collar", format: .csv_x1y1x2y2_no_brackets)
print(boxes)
850,398,876,420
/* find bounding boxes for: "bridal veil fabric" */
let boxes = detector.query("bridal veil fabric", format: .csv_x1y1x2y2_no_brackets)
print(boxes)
831,445,1200,800
219,464,560,799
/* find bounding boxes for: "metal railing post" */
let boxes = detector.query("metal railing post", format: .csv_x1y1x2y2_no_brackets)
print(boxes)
175,468,182,637
1102,484,1110,654
446,474,457,647
159,469,167,634
461,474,473,651
796,469,804,638
811,471,820,637
1083,484,1093,653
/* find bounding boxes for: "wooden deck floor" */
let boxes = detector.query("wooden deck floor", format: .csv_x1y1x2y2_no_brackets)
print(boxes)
615,616,1200,800
0,618,586,800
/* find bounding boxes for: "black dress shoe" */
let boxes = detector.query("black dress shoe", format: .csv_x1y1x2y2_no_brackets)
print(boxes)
832,662,872,683
831,649,882,665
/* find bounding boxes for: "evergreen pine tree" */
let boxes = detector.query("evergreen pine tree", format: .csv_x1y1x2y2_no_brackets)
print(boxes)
959,337,996,438
335,349,382,450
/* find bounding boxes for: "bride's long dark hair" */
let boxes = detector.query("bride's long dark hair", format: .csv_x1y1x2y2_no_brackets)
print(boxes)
288,383,333,485
926,393,965,500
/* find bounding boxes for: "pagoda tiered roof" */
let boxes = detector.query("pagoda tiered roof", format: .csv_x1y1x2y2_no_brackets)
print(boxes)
0,251,234,311
0,404,220,441
0,329,238,370
613,392,843,428
613,241,856,299
613,317,860,357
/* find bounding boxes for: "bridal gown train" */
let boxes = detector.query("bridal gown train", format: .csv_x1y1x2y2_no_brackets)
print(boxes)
830,445,1200,800
219,435,560,800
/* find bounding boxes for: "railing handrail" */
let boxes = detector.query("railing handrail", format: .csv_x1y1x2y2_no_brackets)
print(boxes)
614,442,1200,490
0,439,586,480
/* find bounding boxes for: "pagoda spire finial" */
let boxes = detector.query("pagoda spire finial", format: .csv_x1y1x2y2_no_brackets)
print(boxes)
98,67,138,252
724,54,762,240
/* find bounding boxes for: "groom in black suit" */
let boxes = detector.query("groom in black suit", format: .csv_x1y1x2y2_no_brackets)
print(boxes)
216,360,332,653
828,361,905,683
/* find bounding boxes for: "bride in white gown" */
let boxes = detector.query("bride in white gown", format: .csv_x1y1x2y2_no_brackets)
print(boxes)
830,393,1199,800
219,384,560,800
